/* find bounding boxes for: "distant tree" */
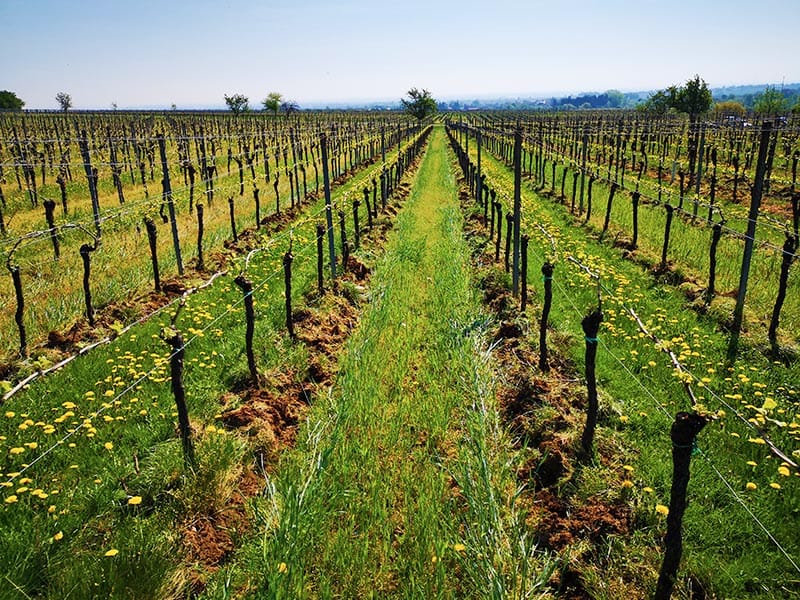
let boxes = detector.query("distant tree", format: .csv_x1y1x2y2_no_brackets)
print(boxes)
605,89,625,108
262,92,283,114
665,76,712,186
713,100,746,117
0,90,25,110
171,103,177,111
753,86,789,115
111,101,118,111
666,75,713,121
280,100,300,115
402,87,437,121
224,93,249,113
639,90,672,115
55,91,72,112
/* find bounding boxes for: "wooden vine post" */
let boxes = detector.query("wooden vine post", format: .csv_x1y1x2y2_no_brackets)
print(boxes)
78,130,102,241
705,220,724,305
43,198,59,259
352,198,361,249
539,262,554,371
728,121,772,362
768,232,798,353
233,275,259,386
196,204,205,271
512,129,522,295
321,133,337,280
8,264,26,358
228,197,238,242
284,244,295,339
494,203,503,262
79,241,98,326
600,182,618,240
504,213,513,273
163,322,195,468
316,223,325,295
655,411,707,600
144,217,161,292
157,134,183,275
660,204,674,270
580,308,603,457
520,235,529,312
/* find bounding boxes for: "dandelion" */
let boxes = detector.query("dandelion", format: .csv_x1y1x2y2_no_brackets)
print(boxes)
621,480,634,489
104,549,119,557
778,466,791,477
278,562,288,573
103,442,113,451
770,483,782,490
622,465,634,473
453,543,466,553
745,482,757,491
643,487,654,494
128,496,142,505
9,447,24,455
746,461,758,467
619,415,630,424
5,495,18,504
655,504,669,516
53,531,63,541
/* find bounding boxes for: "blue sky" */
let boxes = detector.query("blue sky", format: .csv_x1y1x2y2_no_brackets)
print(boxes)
1,0,798,109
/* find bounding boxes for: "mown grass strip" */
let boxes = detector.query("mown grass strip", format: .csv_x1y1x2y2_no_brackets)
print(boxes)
207,126,554,599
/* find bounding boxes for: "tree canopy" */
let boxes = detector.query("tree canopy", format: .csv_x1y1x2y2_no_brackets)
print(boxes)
753,86,789,115
55,91,72,112
224,94,250,113
402,88,437,121
0,90,24,110
640,76,712,120
262,92,283,114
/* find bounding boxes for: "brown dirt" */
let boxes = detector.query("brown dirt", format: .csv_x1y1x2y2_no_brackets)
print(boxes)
457,172,637,598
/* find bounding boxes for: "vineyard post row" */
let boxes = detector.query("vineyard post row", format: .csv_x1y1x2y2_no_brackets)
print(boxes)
452,116,795,359
443,120,792,598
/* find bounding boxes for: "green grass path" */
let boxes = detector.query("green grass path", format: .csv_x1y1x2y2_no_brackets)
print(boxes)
211,126,548,598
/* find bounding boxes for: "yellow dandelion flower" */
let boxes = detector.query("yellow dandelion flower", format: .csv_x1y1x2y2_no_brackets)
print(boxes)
643,487,654,494
104,549,119,557
655,504,669,516
278,562,288,573
778,466,791,477
103,442,113,451
619,415,630,424
622,465,634,473
770,483,782,490
453,543,466,553
746,482,757,491
5,495,18,504
53,531,63,541
128,496,142,505
9,447,25,455
4,411,15,418
746,461,757,467
48,505,56,513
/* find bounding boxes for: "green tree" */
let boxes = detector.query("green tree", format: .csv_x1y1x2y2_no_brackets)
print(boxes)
666,75,712,120
713,100,747,117
262,92,283,114
55,91,72,112
753,86,788,115
224,93,249,113
402,88,437,121
0,90,25,110
663,76,712,187
605,89,625,108
639,90,672,115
